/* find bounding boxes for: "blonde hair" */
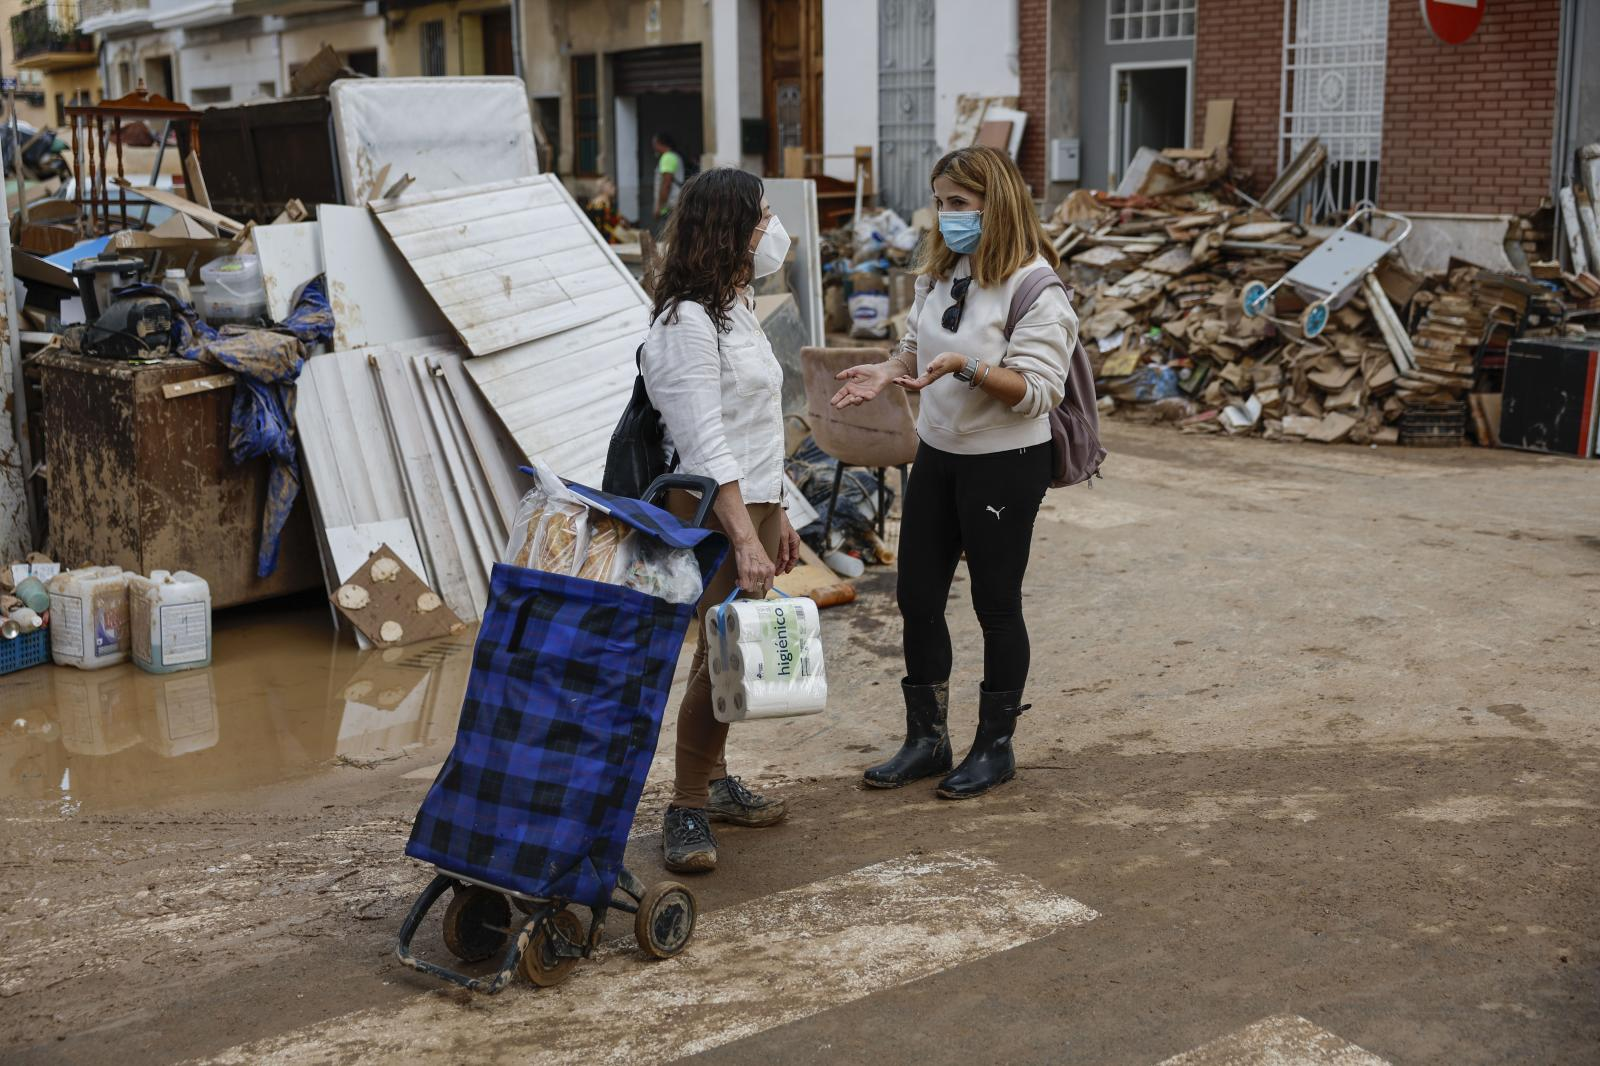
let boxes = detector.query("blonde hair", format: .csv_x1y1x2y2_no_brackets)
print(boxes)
916,146,1058,287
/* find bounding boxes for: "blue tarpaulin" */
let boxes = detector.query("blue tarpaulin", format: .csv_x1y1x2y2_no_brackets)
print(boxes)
141,277,335,577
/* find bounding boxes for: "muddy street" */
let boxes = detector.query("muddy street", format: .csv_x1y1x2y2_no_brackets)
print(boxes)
3,423,1598,1065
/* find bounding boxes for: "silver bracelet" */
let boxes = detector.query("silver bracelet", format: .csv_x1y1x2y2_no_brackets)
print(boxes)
969,362,991,390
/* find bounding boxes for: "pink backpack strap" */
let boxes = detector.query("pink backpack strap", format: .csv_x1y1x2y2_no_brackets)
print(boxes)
1003,266,1068,340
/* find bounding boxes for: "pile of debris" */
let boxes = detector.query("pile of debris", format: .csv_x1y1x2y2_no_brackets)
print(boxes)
1048,139,1600,445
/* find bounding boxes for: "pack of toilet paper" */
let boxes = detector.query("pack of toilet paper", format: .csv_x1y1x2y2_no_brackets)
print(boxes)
706,595,827,723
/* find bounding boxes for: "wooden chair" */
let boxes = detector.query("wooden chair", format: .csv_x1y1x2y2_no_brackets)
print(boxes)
801,346,920,546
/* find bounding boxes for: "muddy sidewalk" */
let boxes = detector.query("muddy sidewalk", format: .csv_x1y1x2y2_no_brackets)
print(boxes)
2,423,1598,1064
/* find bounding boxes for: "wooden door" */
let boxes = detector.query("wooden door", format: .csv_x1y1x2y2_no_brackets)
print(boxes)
482,9,515,77
761,0,822,174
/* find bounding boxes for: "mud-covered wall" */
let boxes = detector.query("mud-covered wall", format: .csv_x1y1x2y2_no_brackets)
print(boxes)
0,221,32,558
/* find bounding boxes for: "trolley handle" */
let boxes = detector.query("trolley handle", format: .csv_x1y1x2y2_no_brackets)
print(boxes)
643,473,721,529
1345,201,1413,245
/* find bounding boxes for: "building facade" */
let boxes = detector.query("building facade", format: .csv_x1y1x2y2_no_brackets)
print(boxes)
1040,0,1599,221
77,0,514,108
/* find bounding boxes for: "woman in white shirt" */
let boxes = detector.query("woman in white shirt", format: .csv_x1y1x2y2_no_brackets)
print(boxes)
642,167,803,873
832,146,1078,800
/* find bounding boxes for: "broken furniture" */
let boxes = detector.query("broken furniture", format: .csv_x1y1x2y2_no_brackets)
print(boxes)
801,346,919,546
34,352,320,607
197,96,341,224
67,88,202,237
1499,338,1600,458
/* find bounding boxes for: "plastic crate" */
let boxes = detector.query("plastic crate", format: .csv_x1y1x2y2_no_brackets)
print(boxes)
1400,402,1468,448
0,627,50,676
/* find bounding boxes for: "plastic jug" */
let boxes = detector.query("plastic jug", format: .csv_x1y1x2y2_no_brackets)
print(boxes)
48,567,131,670
198,254,267,324
129,570,212,673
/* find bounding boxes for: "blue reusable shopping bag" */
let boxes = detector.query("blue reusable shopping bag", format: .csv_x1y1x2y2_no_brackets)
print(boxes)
405,485,725,909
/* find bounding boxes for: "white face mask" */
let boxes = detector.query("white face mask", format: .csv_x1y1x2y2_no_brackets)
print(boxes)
751,216,791,279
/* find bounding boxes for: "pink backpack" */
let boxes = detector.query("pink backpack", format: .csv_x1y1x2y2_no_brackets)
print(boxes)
1003,266,1107,488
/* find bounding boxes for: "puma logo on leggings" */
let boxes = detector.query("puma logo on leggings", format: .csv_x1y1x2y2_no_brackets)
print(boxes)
896,440,1052,693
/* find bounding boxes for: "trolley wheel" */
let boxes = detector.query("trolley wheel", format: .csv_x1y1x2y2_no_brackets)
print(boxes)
519,909,584,988
1241,280,1269,318
1301,300,1329,338
635,881,697,960
442,885,512,963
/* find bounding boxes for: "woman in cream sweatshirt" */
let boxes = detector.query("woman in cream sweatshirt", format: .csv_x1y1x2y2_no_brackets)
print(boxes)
832,146,1079,799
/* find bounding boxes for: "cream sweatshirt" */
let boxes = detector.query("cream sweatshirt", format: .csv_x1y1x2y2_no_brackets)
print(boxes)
899,255,1079,455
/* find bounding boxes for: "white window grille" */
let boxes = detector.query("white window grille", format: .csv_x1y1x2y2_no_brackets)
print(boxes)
1279,0,1389,220
1108,0,1197,43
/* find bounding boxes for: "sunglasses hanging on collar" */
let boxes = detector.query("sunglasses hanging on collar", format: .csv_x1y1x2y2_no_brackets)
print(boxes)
941,276,973,333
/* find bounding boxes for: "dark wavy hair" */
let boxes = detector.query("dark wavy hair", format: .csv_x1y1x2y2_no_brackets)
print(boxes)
651,167,763,333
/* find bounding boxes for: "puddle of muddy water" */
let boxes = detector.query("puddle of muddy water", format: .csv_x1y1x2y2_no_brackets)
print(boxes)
0,595,475,811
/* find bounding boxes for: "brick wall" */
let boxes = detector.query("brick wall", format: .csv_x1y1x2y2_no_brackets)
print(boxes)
1017,0,1049,194
1381,0,1560,215
1192,0,1284,194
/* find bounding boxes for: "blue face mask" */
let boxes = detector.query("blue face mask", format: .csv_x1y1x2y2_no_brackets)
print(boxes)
938,210,982,254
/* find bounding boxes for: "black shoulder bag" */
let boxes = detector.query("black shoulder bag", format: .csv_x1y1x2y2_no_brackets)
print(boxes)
601,343,677,499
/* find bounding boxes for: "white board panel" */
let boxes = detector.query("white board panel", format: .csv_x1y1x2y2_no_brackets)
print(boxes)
463,302,650,485
320,205,450,351
372,174,649,358
765,178,825,349
254,222,324,324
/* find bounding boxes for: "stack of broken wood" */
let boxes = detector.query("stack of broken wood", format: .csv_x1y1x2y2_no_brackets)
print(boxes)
1048,138,1600,446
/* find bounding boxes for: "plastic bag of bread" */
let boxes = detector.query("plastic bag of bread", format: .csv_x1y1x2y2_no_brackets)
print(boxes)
504,460,590,576
577,515,624,582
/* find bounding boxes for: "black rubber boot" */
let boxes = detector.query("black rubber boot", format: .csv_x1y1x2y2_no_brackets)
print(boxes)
863,680,953,788
936,688,1027,800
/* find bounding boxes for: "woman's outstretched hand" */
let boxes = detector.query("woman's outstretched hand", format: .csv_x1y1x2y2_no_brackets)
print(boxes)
894,352,966,393
831,362,898,409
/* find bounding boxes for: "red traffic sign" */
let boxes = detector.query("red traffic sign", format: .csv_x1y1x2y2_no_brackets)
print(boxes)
1421,0,1485,45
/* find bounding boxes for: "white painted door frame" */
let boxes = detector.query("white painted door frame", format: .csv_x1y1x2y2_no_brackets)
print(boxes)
1106,58,1194,187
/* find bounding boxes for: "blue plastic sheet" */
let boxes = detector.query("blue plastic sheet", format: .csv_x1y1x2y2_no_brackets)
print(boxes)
136,277,334,577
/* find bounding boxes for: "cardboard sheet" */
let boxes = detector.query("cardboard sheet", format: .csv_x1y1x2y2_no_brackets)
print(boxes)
330,544,464,649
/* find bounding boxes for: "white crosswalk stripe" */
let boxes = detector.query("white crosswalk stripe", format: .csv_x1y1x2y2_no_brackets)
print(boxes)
197,851,1098,1065
1155,1015,1393,1066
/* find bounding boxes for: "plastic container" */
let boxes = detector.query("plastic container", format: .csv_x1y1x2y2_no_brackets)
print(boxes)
160,267,193,306
48,566,131,670
128,570,212,673
198,254,267,324
0,626,49,676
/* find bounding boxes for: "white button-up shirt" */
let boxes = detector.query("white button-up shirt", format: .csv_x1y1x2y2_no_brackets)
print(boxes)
642,291,786,504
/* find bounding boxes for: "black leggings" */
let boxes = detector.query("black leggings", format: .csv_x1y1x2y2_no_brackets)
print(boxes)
896,440,1051,693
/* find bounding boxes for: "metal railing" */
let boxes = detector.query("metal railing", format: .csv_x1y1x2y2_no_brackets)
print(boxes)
10,3,93,63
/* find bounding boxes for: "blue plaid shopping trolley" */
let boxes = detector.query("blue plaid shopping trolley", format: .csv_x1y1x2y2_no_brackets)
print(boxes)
396,474,727,994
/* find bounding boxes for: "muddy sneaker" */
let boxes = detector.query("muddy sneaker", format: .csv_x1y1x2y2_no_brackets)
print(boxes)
662,806,718,873
706,776,788,828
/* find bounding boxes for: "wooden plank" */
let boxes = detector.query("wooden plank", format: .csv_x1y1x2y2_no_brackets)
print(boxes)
183,152,213,212
1557,185,1590,275
161,372,235,399
113,178,245,235
1575,187,1600,276
1201,99,1234,151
